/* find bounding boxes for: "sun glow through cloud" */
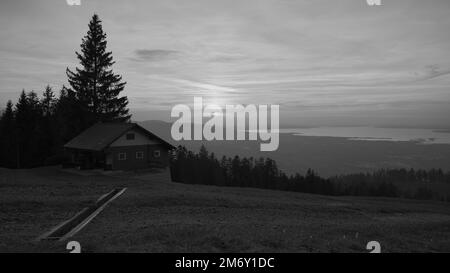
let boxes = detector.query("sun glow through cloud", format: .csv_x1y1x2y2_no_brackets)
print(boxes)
0,0,450,128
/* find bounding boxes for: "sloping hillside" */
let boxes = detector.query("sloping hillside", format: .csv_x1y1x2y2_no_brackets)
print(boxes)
1,167,449,252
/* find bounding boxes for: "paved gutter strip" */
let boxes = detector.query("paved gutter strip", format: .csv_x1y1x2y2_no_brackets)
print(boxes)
37,187,127,242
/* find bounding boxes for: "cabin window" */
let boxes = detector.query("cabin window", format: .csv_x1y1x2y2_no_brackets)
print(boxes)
136,151,144,159
126,133,135,140
118,152,127,161
153,150,161,158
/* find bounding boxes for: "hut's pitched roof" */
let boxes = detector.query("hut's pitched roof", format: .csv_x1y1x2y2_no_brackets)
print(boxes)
64,122,175,151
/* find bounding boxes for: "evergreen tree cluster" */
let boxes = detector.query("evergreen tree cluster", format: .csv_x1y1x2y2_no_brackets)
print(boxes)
0,14,130,168
0,87,61,167
170,145,450,202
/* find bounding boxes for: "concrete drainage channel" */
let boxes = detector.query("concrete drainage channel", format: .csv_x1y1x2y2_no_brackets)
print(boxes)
37,187,127,242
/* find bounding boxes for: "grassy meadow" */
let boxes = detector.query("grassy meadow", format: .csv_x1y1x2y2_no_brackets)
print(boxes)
1,167,449,253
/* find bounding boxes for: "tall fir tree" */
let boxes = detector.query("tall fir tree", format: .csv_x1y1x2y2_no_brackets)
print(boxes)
55,86,87,143
66,14,130,127
41,85,56,117
40,85,58,157
0,100,16,167
15,90,43,167
0,100,15,130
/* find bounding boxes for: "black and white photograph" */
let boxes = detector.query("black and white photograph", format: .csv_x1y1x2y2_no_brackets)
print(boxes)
1,0,450,261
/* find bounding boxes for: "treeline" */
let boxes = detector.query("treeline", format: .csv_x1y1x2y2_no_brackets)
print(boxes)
330,169,450,200
0,86,85,168
0,14,129,168
170,145,450,202
0,83,117,167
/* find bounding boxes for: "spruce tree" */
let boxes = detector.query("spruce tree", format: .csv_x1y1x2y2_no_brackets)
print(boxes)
15,90,43,167
0,100,14,130
40,85,58,157
41,85,56,117
66,14,130,125
0,100,16,167
56,86,87,142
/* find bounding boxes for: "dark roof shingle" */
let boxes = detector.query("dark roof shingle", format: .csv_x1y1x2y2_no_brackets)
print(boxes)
64,123,136,151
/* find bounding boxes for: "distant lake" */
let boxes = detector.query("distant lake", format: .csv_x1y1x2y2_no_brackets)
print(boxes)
139,121,450,176
280,127,450,145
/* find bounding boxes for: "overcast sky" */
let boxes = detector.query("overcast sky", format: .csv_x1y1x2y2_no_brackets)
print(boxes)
1,0,450,128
